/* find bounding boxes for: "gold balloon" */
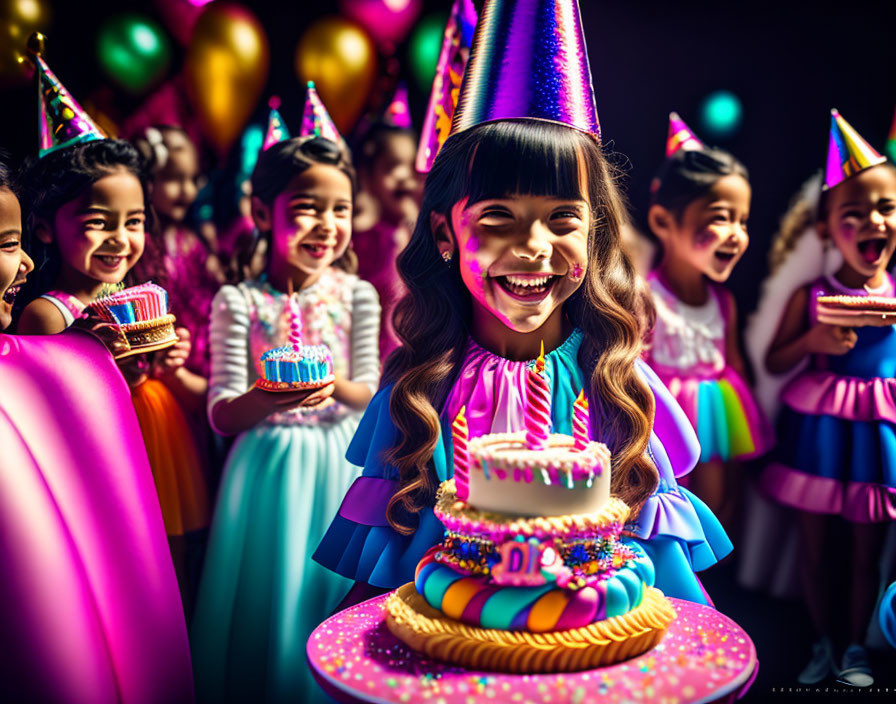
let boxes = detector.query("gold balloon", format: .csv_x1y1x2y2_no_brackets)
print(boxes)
185,3,269,153
1,0,51,32
0,0,50,84
295,17,377,133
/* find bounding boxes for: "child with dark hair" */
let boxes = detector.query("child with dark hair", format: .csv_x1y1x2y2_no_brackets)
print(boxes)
0,154,193,703
761,111,896,687
0,157,32,328
643,114,772,531
16,133,210,615
190,124,380,701
352,110,422,361
316,3,730,614
131,124,223,380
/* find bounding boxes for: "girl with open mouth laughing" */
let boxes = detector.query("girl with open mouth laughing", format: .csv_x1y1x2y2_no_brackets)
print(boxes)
316,0,732,622
762,111,896,688
643,114,772,536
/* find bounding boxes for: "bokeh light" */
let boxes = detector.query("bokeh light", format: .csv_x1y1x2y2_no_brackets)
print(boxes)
408,12,447,90
699,90,743,139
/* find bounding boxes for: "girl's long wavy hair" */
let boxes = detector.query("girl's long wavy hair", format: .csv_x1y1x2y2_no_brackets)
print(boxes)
382,119,659,534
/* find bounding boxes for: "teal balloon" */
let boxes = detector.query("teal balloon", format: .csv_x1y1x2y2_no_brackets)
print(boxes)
699,90,743,139
97,14,172,94
408,12,447,90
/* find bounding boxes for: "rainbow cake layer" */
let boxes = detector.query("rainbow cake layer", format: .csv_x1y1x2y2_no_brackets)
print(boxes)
256,343,334,391
91,282,177,359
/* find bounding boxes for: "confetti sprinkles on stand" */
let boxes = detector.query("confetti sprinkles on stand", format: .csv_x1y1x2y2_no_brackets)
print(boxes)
308,595,757,704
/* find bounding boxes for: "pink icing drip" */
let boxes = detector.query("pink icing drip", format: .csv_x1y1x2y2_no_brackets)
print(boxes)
525,368,551,450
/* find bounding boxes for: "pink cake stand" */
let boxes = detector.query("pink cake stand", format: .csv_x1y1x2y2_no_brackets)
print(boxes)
308,595,758,704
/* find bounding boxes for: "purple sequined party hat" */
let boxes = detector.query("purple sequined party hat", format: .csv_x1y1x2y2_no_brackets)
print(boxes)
450,0,599,140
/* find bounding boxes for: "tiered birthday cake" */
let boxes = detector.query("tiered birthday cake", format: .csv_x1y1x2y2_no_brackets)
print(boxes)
385,350,675,673
255,292,334,392
91,283,178,359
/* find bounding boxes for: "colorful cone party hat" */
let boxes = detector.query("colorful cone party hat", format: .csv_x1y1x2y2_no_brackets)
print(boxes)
28,34,105,157
824,109,886,190
450,0,599,141
666,112,703,157
299,81,341,144
886,106,896,163
384,82,413,130
262,96,290,150
416,0,478,172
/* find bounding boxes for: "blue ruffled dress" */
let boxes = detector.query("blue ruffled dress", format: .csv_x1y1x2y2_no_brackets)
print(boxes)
314,329,732,604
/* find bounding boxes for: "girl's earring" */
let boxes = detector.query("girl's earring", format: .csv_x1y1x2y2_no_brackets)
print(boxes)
442,251,453,265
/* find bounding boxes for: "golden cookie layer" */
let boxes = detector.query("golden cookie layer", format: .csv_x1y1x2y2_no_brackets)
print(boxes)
817,294,896,311
385,582,675,673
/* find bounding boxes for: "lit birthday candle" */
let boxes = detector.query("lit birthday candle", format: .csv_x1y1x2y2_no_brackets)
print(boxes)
452,406,470,501
573,389,590,450
525,341,551,450
288,293,303,350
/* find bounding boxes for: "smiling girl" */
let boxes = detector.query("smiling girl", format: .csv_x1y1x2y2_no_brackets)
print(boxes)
643,115,772,531
315,0,731,613
190,135,380,703
0,167,33,328
17,138,210,616
761,111,896,687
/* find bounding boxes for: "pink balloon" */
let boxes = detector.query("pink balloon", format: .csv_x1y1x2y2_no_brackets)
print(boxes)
338,0,423,49
153,0,207,44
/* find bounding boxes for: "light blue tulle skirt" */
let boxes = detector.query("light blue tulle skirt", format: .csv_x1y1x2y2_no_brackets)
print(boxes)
191,416,360,703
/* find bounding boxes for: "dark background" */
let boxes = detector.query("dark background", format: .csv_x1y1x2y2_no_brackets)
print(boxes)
2,1,896,700
4,0,896,319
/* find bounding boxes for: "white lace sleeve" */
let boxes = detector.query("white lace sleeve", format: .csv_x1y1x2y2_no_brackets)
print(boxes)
207,284,251,429
350,278,381,395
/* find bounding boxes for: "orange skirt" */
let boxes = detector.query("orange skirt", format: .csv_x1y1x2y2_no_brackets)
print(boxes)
132,378,210,535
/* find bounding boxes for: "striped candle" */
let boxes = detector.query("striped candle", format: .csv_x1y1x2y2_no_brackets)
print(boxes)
573,389,589,450
288,294,303,349
525,342,551,450
453,406,470,501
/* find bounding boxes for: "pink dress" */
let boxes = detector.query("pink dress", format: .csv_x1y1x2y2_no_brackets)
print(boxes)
644,272,773,462
163,226,219,378
0,330,193,702
761,275,896,522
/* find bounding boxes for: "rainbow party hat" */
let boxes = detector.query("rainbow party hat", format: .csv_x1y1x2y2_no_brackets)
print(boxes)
384,82,413,130
262,96,290,150
824,109,886,190
416,0,478,172
28,34,105,158
886,106,896,163
450,0,599,141
299,81,341,144
666,112,703,157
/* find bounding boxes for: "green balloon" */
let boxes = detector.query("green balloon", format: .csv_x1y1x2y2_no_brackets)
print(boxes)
97,14,172,94
408,12,448,90
699,90,743,139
